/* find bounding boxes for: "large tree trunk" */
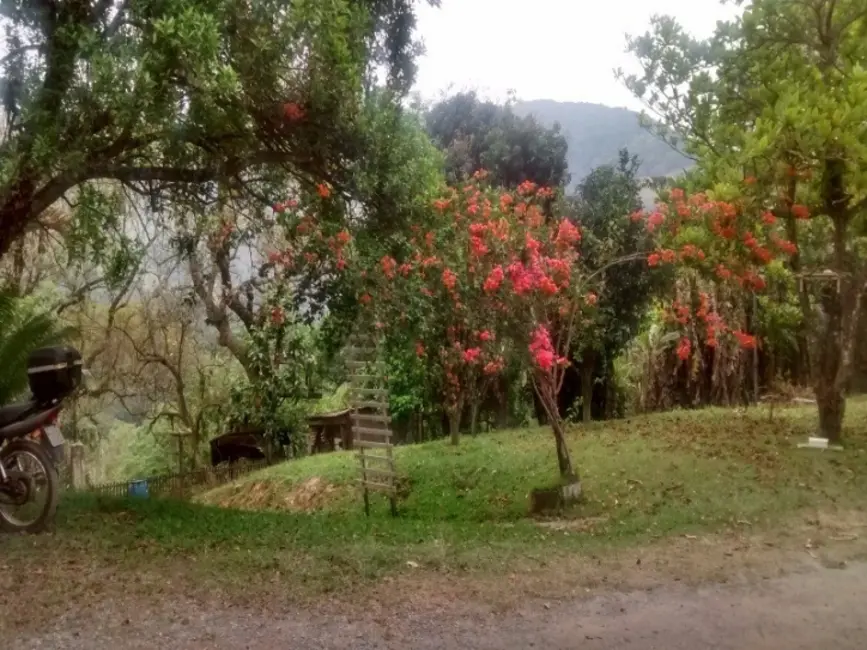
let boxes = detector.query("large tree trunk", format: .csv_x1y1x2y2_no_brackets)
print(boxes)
813,156,857,443
469,400,480,436
447,402,462,446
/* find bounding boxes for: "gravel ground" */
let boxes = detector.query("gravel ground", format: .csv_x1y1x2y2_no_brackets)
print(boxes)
11,561,867,650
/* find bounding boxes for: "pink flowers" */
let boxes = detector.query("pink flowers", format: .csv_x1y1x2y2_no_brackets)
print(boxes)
529,325,566,372
483,265,504,293
380,255,397,279
676,337,691,361
463,347,482,364
554,219,581,248
483,359,505,375
442,268,457,291
646,212,665,232
507,261,534,295
733,330,757,349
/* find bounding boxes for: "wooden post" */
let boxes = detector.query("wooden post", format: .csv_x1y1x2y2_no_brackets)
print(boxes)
69,442,86,490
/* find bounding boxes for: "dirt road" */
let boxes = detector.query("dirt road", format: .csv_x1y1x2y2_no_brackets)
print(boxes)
11,560,867,649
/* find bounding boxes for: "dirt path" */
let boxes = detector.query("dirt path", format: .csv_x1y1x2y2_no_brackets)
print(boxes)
11,559,867,650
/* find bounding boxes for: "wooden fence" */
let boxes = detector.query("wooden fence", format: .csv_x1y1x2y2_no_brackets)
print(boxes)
85,459,272,500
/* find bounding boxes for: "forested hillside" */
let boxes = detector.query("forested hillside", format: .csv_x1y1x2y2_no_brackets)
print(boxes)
513,99,693,183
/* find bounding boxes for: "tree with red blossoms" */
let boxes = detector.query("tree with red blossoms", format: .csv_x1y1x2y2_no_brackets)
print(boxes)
638,187,799,402
365,172,596,480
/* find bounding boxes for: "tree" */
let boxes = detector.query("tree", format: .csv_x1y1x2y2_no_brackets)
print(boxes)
636,186,799,408
0,0,436,259
565,150,668,421
364,174,594,480
425,92,570,189
118,287,233,470
621,0,867,442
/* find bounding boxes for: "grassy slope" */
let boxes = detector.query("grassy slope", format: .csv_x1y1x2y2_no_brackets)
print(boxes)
6,400,867,599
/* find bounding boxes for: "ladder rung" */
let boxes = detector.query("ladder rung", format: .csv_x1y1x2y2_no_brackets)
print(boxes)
355,439,392,449
346,360,374,369
353,426,392,438
360,467,396,479
349,374,380,382
352,401,388,411
348,387,389,397
357,479,396,494
345,346,376,355
357,453,394,464
351,413,391,424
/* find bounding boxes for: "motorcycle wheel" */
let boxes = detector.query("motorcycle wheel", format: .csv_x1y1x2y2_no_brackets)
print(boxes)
0,438,59,534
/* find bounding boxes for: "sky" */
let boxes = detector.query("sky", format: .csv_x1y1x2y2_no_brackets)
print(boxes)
412,0,740,111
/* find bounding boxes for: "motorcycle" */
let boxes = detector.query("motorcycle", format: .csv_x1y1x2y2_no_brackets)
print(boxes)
0,345,82,534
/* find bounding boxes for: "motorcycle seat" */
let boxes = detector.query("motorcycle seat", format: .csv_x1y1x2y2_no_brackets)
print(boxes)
0,400,38,429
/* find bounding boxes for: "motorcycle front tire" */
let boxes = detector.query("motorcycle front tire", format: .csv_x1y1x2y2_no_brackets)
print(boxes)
0,438,59,534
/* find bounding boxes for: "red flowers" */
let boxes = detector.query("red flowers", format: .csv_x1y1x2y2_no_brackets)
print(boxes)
478,330,493,342
517,180,538,196
733,330,757,349
791,204,810,220
676,337,691,361
380,255,397,279
283,102,304,121
441,268,457,291
646,212,665,232
538,275,559,296
469,236,489,257
483,359,505,375
585,292,598,306
462,347,482,364
316,183,331,198
529,325,556,371
483,265,504,293
554,219,581,248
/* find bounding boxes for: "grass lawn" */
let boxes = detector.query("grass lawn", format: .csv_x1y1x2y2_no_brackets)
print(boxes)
4,399,867,607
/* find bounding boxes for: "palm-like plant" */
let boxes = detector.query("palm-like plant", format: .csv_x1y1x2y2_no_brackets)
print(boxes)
0,291,73,404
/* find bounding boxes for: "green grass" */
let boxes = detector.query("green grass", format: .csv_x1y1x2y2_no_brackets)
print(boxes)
6,399,867,598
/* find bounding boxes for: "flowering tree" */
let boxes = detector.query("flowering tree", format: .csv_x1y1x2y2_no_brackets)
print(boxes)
364,173,594,481
637,186,800,402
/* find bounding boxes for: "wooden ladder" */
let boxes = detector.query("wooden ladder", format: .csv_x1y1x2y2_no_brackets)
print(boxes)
344,331,397,516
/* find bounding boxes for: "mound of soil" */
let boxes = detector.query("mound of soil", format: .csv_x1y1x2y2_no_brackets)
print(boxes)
198,476,345,512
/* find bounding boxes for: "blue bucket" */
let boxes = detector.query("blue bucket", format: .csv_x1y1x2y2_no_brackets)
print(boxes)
128,480,149,498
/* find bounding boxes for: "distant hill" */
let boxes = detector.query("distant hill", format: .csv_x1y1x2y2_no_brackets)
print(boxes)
513,100,693,186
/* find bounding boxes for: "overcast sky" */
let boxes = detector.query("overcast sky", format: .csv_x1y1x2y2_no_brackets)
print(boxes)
412,0,740,110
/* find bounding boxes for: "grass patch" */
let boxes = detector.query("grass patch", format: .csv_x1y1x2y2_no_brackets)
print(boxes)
5,399,867,601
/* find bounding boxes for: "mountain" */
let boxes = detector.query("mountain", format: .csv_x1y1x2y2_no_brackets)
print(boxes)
512,100,693,186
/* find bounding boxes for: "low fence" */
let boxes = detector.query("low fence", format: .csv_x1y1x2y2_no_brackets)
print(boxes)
86,459,273,500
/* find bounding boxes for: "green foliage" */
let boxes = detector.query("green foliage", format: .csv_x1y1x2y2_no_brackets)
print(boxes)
425,91,570,188
573,150,671,359
0,0,436,257
0,291,73,404
91,421,178,483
